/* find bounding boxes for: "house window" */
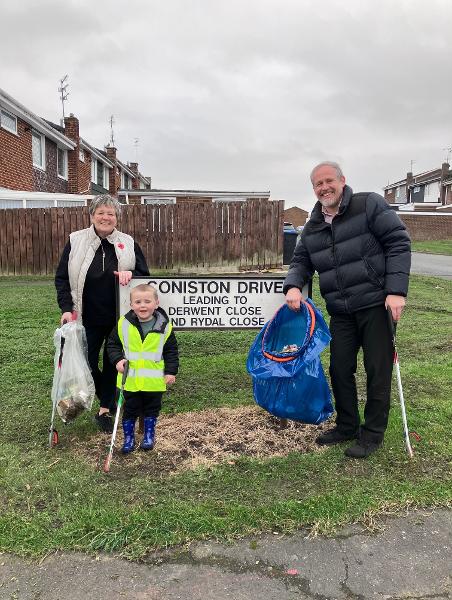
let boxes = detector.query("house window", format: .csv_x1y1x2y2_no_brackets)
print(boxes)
0,108,17,134
91,158,97,183
79,148,85,162
96,160,104,188
143,198,176,205
57,148,68,179
32,131,45,169
413,186,420,193
395,186,400,198
120,171,125,189
103,166,109,189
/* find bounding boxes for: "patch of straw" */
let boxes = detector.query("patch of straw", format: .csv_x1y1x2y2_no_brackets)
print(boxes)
71,405,332,475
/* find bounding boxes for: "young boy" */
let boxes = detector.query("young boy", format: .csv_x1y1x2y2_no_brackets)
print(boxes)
107,284,179,454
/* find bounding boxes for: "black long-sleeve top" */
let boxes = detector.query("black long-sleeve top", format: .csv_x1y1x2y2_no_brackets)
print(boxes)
55,238,150,327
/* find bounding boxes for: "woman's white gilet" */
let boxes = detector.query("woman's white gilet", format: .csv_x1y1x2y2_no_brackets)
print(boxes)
68,225,136,316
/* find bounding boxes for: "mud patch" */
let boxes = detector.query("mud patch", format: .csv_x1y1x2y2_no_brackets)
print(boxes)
71,406,332,476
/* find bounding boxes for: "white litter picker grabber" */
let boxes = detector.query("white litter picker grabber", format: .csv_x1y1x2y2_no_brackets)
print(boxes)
103,360,129,473
387,308,414,458
48,323,66,448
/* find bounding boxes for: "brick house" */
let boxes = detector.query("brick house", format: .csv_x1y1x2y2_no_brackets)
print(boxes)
0,89,76,193
283,206,309,228
0,87,150,199
383,162,452,209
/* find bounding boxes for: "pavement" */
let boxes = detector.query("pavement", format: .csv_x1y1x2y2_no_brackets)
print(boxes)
411,252,452,280
1,508,450,599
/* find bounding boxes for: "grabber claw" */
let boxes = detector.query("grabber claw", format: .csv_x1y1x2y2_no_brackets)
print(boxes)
49,428,59,448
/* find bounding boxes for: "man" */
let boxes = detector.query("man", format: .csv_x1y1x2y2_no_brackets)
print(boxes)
284,162,411,458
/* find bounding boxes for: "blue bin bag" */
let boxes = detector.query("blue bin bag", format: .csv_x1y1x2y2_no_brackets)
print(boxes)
247,300,333,424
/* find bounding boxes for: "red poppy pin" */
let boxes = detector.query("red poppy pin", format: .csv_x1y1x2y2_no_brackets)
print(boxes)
117,243,124,250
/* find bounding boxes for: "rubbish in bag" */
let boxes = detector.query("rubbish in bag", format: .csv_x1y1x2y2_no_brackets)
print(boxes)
281,344,299,353
50,321,95,426
56,387,90,422
247,299,333,424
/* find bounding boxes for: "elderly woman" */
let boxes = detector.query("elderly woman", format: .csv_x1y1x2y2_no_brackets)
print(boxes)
55,194,149,432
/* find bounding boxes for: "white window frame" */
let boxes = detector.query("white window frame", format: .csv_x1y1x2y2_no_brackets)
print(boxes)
120,171,125,189
79,148,85,162
57,147,68,180
91,158,97,183
103,165,109,189
0,108,17,134
32,131,45,170
143,197,176,205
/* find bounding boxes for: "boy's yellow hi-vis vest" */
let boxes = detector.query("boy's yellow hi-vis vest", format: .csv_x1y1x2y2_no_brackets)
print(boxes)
117,316,172,392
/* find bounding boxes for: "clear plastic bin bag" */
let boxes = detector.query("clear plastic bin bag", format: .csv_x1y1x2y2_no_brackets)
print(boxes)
51,321,95,423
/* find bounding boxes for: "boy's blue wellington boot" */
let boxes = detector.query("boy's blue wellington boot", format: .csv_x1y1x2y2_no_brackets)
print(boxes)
140,417,157,451
121,420,136,454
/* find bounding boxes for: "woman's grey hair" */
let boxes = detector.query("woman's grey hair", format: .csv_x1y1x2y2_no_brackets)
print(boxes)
310,161,344,183
88,194,122,218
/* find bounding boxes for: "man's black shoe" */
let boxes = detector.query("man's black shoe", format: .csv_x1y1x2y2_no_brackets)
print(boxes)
316,428,357,446
95,412,114,433
344,440,381,459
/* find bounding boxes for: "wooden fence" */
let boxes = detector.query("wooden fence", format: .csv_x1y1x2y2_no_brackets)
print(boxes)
0,200,284,275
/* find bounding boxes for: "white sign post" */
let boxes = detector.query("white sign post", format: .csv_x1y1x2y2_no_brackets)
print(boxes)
117,276,310,330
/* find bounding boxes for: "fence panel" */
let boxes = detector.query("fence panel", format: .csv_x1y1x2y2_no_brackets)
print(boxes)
0,200,283,275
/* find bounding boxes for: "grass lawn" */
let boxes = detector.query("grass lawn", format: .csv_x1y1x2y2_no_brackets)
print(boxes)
411,239,452,255
0,275,451,559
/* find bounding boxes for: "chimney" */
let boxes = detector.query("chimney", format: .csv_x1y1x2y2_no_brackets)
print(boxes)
440,162,450,205
129,162,140,189
64,114,80,194
406,171,414,204
105,145,119,196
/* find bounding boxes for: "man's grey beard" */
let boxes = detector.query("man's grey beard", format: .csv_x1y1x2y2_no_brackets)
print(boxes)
319,195,342,209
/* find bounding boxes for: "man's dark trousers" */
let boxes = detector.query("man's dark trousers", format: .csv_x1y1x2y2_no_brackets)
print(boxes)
329,305,394,443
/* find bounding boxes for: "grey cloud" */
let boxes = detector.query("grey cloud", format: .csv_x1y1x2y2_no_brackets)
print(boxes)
1,0,451,208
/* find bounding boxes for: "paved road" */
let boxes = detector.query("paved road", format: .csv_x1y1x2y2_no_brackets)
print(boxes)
1,509,450,599
411,252,452,279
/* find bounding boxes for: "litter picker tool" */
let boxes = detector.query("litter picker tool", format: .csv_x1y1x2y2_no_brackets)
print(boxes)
103,360,129,473
48,320,67,448
387,308,414,458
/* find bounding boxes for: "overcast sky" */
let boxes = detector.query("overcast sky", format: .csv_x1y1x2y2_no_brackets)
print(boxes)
1,0,451,210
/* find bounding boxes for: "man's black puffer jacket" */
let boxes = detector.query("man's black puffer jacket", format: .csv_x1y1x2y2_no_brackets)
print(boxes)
283,186,411,315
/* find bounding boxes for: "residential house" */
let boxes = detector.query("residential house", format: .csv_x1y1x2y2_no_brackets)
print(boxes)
283,206,309,228
117,189,271,205
0,87,150,203
0,89,76,194
384,162,452,209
